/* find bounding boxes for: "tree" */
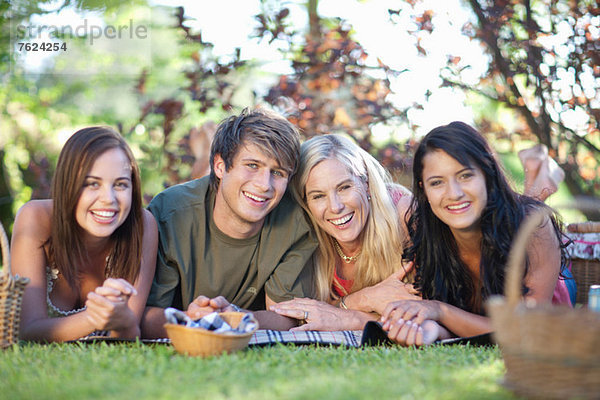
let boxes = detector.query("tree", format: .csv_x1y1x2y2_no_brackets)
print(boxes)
253,0,416,179
393,0,599,217
0,2,250,232
1,0,160,231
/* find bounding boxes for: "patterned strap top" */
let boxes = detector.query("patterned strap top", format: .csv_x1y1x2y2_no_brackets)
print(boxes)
46,266,86,318
46,266,110,338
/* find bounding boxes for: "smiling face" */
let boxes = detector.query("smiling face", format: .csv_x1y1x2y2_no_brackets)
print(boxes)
75,147,133,242
305,158,370,252
213,141,290,238
422,149,487,235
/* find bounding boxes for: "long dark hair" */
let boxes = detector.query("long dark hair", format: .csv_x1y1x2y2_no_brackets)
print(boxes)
404,121,566,313
49,127,144,289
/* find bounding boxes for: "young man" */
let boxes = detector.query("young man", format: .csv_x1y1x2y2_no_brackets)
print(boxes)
141,108,317,338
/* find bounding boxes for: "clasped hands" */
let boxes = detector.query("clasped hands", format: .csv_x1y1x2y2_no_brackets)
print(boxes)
85,278,138,333
380,299,444,346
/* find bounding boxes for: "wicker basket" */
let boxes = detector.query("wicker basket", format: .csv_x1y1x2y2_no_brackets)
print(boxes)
0,224,30,349
165,312,258,357
566,221,600,305
487,211,600,399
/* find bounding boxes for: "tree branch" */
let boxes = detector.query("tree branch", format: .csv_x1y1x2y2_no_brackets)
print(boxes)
467,0,548,146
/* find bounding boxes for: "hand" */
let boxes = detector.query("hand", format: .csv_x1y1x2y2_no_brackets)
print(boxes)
85,278,137,332
397,261,416,282
381,299,442,327
384,319,442,346
186,295,231,319
270,298,352,331
359,264,420,314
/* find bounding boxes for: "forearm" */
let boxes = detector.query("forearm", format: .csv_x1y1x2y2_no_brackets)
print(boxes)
140,306,168,339
340,309,378,330
252,310,298,330
342,285,419,315
298,303,379,330
111,322,141,339
20,311,97,342
436,301,491,337
342,289,372,313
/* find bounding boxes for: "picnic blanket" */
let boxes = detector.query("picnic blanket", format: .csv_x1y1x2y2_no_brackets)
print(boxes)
249,329,362,347
70,323,493,347
69,329,363,347
566,232,600,260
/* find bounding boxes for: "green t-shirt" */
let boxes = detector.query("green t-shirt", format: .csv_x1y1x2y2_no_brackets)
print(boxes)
147,176,317,310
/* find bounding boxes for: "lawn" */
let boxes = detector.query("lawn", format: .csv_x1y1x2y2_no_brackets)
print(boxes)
0,341,517,400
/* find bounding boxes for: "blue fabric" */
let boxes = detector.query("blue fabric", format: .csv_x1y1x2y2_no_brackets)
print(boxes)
563,265,577,306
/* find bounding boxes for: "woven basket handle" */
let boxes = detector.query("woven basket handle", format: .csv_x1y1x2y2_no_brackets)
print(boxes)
567,221,600,233
504,208,550,308
0,223,10,273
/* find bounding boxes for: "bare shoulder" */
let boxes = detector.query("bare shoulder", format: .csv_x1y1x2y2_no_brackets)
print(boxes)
142,208,158,232
141,209,158,251
392,184,413,217
16,199,52,217
523,212,562,302
13,200,52,239
526,212,561,269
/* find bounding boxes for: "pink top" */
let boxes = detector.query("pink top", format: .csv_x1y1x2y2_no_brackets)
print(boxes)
333,270,353,297
552,277,572,306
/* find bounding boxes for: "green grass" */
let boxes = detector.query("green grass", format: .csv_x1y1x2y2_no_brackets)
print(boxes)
0,342,518,400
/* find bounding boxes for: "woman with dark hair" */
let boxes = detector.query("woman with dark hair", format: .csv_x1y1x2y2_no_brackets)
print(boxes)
381,121,571,345
11,127,157,342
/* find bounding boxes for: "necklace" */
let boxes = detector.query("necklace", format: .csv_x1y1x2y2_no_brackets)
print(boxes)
333,239,361,264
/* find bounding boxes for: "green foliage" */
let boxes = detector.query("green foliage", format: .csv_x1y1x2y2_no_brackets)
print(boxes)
2,0,592,233
0,2,256,233
255,1,414,172
404,0,600,215
0,343,515,399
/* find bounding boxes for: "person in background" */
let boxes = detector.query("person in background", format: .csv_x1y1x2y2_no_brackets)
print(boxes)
519,143,565,202
11,127,158,342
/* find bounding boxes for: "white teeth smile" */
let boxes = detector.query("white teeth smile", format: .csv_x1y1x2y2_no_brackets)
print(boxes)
92,211,116,218
447,202,469,210
244,192,267,202
330,213,353,226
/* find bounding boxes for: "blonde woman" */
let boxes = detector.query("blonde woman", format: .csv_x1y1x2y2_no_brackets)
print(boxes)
270,134,427,331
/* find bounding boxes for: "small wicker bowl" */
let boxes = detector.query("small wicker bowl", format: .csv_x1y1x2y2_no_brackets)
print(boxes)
164,312,258,357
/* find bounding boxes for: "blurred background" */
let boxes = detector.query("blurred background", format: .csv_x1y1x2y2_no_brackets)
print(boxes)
1,0,599,236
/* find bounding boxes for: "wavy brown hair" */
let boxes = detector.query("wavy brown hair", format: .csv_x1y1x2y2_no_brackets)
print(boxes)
48,127,143,289
209,107,301,192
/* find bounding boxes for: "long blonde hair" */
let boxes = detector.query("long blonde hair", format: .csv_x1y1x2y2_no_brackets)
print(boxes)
292,134,409,301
